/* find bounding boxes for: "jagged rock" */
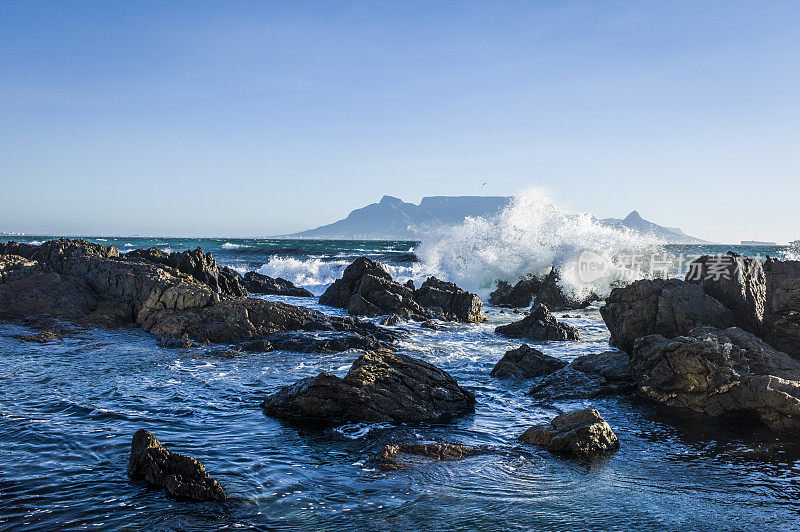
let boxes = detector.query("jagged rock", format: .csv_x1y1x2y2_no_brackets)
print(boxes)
242,271,313,297
518,408,619,458
370,442,489,471
495,304,579,341
0,238,396,353
319,257,485,322
528,349,636,400
380,314,405,326
570,350,631,381
763,258,800,359
490,344,566,379
600,279,734,354
127,429,226,502
414,277,486,323
11,330,62,343
632,327,800,433
261,350,475,425
686,253,766,335
219,267,247,298
489,270,595,310
404,279,416,291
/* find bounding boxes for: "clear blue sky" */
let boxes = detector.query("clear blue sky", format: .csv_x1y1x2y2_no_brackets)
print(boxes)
1,1,798,243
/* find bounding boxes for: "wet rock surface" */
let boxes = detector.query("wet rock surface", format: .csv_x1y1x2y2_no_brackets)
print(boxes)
319,257,486,322
261,350,476,425
495,304,580,341
489,269,595,310
490,344,566,379
528,350,634,400
763,257,800,359
631,326,800,433
519,408,619,459
370,442,490,471
127,429,226,502
600,279,734,353
242,270,313,297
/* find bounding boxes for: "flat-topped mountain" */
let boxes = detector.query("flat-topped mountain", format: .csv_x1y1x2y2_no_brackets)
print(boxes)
290,195,510,240
289,196,708,243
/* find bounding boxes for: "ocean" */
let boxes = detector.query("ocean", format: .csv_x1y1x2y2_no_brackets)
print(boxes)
1,235,799,530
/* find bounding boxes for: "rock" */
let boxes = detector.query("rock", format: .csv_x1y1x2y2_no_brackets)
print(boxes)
686,253,766,335
404,279,416,291
419,320,445,330
570,350,631,381
518,408,619,458
11,330,62,343
127,429,226,502
489,270,596,310
319,257,485,322
631,326,800,432
261,350,475,425
238,331,390,354
219,267,248,298
600,279,734,354
414,276,486,323
528,350,633,400
380,314,405,326
490,344,566,379
495,304,580,341
371,442,489,471
763,257,800,359
242,271,313,297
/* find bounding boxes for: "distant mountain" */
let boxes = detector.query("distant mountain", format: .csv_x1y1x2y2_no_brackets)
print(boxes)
289,195,510,239
288,197,709,243
600,211,710,244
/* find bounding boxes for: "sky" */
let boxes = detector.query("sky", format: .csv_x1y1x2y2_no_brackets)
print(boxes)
0,1,798,243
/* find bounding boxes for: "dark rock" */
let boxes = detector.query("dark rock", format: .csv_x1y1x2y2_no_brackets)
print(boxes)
380,314,405,326
631,326,800,433
419,320,445,330
414,276,486,323
490,344,566,379
495,304,580,341
127,429,226,502
242,271,313,297
404,280,415,291
261,350,475,425
600,279,734,354
528,350,633,400
489,270,596,310
371,442,489,471
319,257,485,323
219,267,247,298
686,253,766,335
157,334,196,348
763,257,800,359
519,408,619,459
237,331,390,354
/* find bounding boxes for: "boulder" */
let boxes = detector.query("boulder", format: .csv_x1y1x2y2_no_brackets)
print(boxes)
261,350,475,425
380,314,406,326
631,326,800,433
528,350,634,400
686,253,766,335
242,271,313,297
489,270,596,310
518,408,619,459
319,257,485,323
600,279,734,353
763,258,800,359
127,429,226,502
370,442,489,471
490,344,566,379
413,276,486,323
495,304,580,341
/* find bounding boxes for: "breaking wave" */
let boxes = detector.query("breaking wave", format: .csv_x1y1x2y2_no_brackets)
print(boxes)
415,187,662,299
222,242,249,250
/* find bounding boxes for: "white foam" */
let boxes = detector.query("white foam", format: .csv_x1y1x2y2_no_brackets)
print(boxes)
28,240,44,246
222,242,249,250
414,187,661,299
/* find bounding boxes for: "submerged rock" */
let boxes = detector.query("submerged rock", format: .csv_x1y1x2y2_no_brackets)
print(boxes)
600,279,734,354
242,271,313,297
686,253,766,335
631,326,800,433
490,344,566,379
11,330,62,344
371,442,489,471
495,304,579,341
518,408,619,459
261,350,475,425
319,257,486,322
127,429,226,502
763,257,800,359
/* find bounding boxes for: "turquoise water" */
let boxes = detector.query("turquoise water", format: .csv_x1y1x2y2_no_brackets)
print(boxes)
1,237,799,530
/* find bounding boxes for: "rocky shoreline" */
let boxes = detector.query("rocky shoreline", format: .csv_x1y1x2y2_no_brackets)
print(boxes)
3,239,800,502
